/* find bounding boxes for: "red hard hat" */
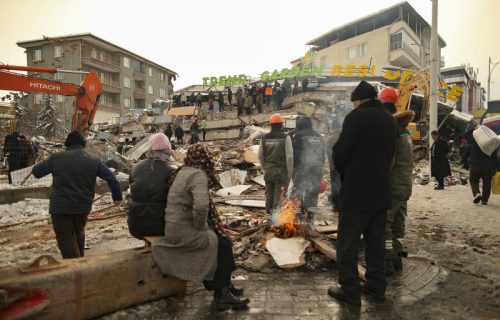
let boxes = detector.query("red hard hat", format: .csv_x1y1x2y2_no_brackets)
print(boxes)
269,113,284,125
320,179,327,193
378,87,398,103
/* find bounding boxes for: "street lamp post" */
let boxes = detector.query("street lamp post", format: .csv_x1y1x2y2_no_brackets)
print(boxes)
487,56,499,103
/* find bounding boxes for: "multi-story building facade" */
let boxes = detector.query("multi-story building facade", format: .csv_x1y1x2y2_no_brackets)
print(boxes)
297,1,445,77
441,65,486,113
17,33,177,127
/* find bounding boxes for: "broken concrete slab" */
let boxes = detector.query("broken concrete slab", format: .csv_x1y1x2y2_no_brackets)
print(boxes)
224,200,266,208
123,135,150,161
240,253,274,272
265,236,309,268
216,185,251,197
251,174,265,187
244,145,260,164
219,169,247,188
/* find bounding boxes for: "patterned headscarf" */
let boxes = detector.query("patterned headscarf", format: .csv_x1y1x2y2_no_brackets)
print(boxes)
168,143,230,240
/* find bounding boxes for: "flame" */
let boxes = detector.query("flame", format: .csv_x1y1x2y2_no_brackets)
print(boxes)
270,196,303,238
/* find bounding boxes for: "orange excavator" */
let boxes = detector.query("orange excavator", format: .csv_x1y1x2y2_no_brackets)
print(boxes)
0,64,102,132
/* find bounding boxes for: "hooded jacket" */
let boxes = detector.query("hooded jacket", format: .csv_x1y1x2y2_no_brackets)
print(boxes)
391,111,415,198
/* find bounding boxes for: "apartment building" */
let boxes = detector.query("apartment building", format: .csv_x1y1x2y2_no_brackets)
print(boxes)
299,1,445,77
17,33,177,127
441,66,486,113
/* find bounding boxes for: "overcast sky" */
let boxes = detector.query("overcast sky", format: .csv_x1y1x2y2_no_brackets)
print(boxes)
1,0,500,100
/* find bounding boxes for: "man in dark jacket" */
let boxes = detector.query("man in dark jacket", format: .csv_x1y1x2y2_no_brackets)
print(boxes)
291,115,325,227
464,128,500,205
175,125,184,144
32,131,122,259
128,133,175,239
328,81,398,306
258,114,294,216
431,130,451,190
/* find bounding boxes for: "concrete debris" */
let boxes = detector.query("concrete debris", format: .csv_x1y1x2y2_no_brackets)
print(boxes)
251,174,266,187
265,236,309,268
240,253,274,272
216,185,252,197
224,200,266,208
219,169,247,188
243,145,260,164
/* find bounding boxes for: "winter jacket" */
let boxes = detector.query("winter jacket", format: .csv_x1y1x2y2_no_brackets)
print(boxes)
32,145,122,215
258,126,294,181
333,99,398,212
431,139,451,178
465,130,497,169
128,158,175,239
175,127,184,139
391,111,414,199
292,118,325,175
152,166,218,282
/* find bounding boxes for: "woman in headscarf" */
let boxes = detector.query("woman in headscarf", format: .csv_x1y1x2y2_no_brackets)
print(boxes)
152,144,249,311
127,133,176,239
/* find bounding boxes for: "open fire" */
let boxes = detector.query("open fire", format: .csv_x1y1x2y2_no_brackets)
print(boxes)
270,197,303,238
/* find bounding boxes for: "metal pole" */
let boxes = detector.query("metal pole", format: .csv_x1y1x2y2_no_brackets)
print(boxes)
429,0,439,158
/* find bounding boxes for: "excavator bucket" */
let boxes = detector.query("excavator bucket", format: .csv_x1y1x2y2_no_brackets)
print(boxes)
72,72,102,132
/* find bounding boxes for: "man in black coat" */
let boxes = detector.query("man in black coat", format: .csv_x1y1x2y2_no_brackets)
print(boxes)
430,130,451,190
328,81,398,306
32,131,122,259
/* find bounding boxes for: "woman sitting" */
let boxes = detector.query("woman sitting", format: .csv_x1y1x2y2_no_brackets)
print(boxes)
127,133,176,239
152,144,250,311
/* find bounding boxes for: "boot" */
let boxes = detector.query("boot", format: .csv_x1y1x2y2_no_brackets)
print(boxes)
385,245,395,276
216,287,250,311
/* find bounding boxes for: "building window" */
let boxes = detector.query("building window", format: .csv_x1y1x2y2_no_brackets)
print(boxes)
159,72,165,81
148,67,153,77
124,98,131,108
123,56,130,68
56,95,65,102
160,88,166,98
390,33,403,50
147,84,154,95
54,72,64,80
346,43,368,59
34,93,43,104
91,48,97,59
32,49,42,61
54,45,62,58
99,52,104,61
124,76,131,88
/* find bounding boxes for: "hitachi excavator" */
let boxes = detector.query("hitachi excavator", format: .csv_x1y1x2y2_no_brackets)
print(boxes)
387,69,474,160
0,64,103,132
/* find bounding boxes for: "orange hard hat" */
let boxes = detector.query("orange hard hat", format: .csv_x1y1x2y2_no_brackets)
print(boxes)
378,87,398,103
269,113,284,125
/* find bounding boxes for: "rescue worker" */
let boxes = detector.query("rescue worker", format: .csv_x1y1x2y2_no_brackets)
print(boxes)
378,86,414,275
32,131,122,259
291,115,325,228
328,81,398,306
258,114,294,217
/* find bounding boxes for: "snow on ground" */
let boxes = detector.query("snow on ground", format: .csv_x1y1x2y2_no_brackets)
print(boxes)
0,198,50,226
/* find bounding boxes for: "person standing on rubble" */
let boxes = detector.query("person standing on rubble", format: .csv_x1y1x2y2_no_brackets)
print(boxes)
175,125,184,145
258,114,294,217
328,81,398,306
378,86,415,276
189,119,200,145
218,91,225,112
32,131,122,259
431,130,451,190
164,123,173,141
201,118,208,141
127,134,175,239
153,144,250,311
291,115,325,229
243,91,253,115
196,92,202,109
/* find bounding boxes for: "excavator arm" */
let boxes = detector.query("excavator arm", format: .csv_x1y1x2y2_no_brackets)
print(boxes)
0,64,102,132
396,70,429,115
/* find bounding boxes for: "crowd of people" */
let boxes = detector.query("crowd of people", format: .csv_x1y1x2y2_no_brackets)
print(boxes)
22,79,499,313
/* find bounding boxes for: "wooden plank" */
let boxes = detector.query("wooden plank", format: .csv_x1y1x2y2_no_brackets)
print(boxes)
0,248,186,320
310,238,366,281
315,224,338,234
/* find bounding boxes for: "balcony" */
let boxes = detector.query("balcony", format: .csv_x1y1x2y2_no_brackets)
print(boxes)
81,48,121,73
100,78,121,94
389,42,421,69
133,71,145,80
134,88,145,99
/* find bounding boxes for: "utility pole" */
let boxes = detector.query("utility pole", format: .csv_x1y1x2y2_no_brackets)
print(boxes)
429,0,439,153
488,56,499,103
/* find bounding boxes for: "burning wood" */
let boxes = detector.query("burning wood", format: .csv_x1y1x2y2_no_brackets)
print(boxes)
270,197,303,238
